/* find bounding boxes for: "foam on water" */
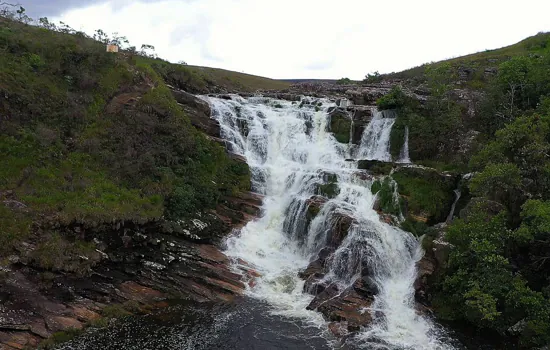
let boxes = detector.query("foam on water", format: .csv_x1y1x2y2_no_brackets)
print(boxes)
203,95,453,349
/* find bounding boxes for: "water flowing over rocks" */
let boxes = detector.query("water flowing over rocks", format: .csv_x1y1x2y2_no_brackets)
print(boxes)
204,94,455,349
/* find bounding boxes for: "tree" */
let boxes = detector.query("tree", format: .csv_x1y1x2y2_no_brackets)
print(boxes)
364,71,382,83
93,29,109,44
139,44,157,58
110,32,129,48
57,21,76,34
497,56,533,119
438,206,550,346
38,17,57,31
425,62,458,110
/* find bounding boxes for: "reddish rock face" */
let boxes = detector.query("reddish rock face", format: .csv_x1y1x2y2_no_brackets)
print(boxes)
329,213,354,248
328,321,349,337
307,282,373,331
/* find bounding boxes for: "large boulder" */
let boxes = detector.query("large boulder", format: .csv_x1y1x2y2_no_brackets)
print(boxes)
348,105,374,144
328,108,352,144
328,212,354,248
306,278,375,332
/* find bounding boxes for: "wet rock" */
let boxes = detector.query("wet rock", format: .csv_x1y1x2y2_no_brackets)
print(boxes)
336,98,352,108
345,87,390,106
305,195,327,224
414,254,436,304
328,321,349,337
328,213,354,248
328,110,352,144
261,92,301,102
352,170,372,182
45,316,83,332
348,105,373,144
171,89,211,116
357,160,394,175
307,283,373,330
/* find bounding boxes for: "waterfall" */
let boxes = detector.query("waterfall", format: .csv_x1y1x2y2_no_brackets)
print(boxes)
397,126,411,164
202,95,452,349
356,110,396,162
446,189,462,224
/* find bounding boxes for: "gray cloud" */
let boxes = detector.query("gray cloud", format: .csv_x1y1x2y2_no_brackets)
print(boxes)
16,0,103,17
19,0,170,17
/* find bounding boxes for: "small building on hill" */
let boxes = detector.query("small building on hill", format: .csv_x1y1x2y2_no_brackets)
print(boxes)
106,44,119,53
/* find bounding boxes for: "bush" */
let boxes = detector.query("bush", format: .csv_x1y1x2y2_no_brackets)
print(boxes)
435,205,550,347
376,86,407,110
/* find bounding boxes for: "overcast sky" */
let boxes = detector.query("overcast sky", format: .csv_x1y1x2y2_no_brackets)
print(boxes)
20,0,550,79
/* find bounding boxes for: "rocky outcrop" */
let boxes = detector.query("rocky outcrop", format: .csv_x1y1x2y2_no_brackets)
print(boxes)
357,160,394,176
169,87,221,138
0,216,250,349
392,165,459,224
307,280,374,332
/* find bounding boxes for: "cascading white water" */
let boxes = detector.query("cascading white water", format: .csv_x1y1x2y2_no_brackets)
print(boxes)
357,110,396,162
202,95,452,349
397,126,411,164
446,189,462,224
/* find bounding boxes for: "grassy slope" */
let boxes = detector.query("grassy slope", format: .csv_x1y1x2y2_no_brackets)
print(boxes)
0,18,257,263
381,31,550,84
186,65,290,92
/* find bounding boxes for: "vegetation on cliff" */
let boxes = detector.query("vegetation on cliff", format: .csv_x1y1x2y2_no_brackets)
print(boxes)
370,30,550,347
382,33,550,348
0,14,260,271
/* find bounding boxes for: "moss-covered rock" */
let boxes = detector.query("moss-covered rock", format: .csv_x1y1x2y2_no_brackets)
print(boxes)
392,167,458,225
357,160,394,176
315,172,340,199
329,114,352,144
318,183,340,199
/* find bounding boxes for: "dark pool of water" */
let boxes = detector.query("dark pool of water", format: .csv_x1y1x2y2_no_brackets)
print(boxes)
55,297,509,350
56,298,339,350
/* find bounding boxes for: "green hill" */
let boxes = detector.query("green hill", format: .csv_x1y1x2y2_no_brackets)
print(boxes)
375,31,550,88
0,16,259,261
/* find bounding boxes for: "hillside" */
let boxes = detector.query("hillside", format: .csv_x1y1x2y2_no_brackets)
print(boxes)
374,31,550,88
0,13,273,349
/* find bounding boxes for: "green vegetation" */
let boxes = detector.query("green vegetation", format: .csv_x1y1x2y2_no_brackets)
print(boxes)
0,14,252,272
371,178,402,217
392,167,456,224
329,115,352,143
336,77,353,85
432,114,550,347
376,86,407,110
363,71,382,84
357,160,394,176
378,31,550,88
379,76,464,164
